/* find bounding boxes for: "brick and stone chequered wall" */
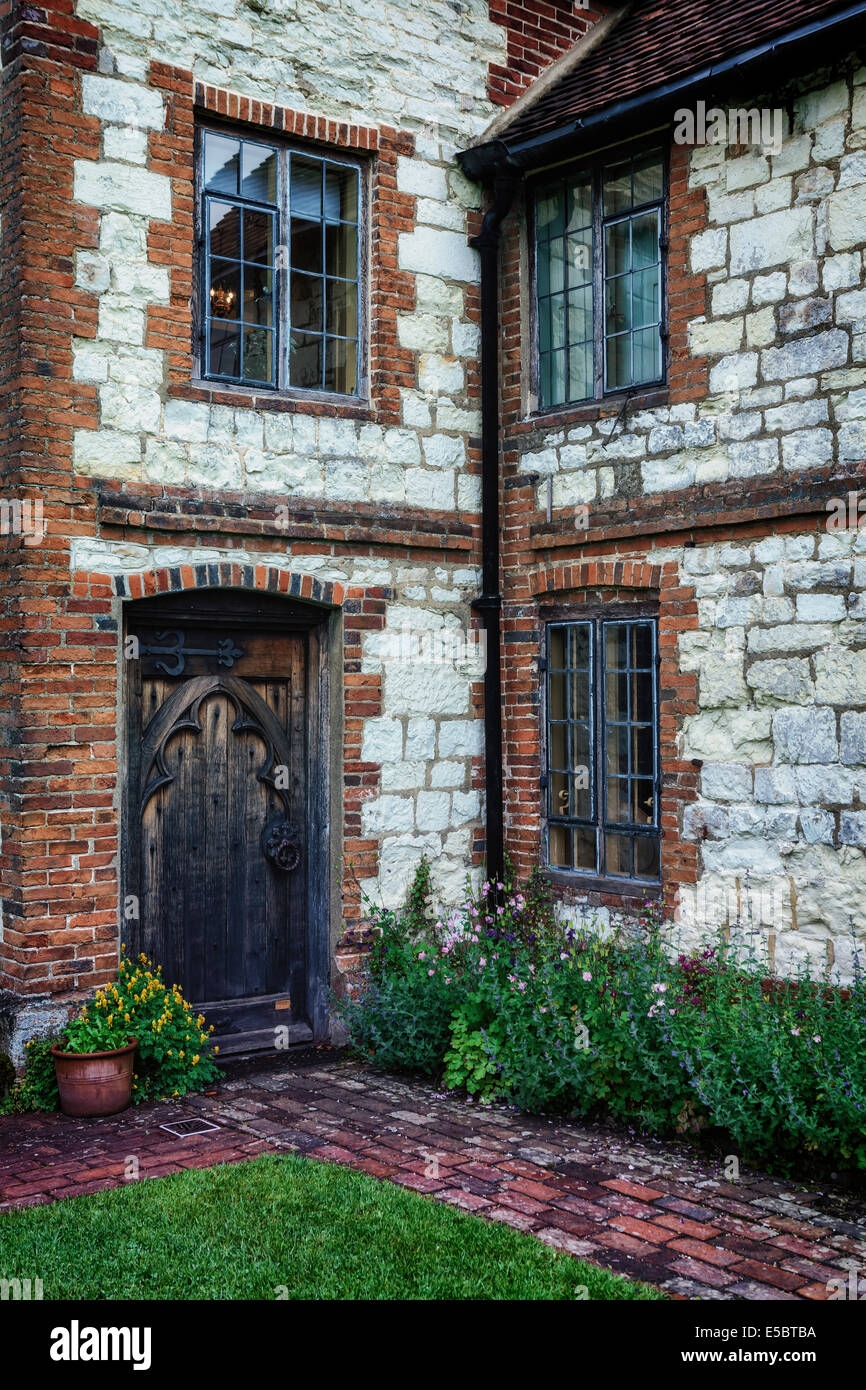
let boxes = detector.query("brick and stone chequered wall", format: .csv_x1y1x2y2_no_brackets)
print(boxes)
4,0,866,1042
0,0,524,1031
498,55,866,978
502,65,866,513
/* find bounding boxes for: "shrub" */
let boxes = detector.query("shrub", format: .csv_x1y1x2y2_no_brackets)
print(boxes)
0,1036,60,1114
340,970,455,1076
338,869,866,1173
0,1051,15,1102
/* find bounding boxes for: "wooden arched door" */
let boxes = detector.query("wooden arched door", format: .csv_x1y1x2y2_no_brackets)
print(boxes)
123,590,327,1050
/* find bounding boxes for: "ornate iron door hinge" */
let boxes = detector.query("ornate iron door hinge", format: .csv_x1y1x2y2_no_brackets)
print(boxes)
139,629,245,676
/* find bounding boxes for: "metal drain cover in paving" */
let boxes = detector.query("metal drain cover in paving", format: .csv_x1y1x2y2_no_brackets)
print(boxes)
159,1119,222,1137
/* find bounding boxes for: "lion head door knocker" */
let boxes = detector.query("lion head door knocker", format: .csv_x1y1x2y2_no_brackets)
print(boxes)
262,816,302,872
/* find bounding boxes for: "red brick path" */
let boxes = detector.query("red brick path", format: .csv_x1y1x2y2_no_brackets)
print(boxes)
2,1052,864,1300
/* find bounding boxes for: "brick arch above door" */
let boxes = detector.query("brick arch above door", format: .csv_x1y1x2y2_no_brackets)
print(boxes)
102,559,347,609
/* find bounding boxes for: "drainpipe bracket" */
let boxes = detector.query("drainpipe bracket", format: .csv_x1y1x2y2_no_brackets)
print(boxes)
471,593,502,613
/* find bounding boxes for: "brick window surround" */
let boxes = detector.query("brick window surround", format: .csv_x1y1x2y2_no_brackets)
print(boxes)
148,65,417,426
500,140,708,438
501,559,700,913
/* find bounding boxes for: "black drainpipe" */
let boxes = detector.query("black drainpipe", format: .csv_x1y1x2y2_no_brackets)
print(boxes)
468,164,519,889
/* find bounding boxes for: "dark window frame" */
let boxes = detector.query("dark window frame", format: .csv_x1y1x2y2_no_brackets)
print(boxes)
193,121,369,403
541,605,662,890
528,141,669,415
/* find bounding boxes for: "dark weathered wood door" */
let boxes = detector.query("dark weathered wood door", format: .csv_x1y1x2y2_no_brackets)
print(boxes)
124,592,319,1050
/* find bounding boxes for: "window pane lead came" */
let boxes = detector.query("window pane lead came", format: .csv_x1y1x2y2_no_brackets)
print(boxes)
241,142,277,203
535,147,665,407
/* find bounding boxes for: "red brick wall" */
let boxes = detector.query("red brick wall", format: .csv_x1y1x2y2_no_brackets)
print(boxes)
668,140,709,405
0,0,103,1000
487,0,608,107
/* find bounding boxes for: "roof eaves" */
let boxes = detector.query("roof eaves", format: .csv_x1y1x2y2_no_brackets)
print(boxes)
457,0,866,181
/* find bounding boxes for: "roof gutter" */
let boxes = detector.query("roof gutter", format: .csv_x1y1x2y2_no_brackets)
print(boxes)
458,0,866,179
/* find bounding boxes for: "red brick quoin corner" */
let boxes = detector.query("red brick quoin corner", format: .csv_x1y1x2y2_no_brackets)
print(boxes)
0,559,393,1009
501,559,700,914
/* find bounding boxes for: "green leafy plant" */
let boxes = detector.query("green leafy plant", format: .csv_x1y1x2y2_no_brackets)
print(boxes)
110,948,222,1102
443,1010,507,1100
404,852,433,936
62,1008,131,1055
0,1050,15,1101
338,866,866,1173
0,1035,60,1114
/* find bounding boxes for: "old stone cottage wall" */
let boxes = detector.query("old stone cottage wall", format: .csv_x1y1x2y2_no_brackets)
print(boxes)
0,0,519,1047
500,56,866,979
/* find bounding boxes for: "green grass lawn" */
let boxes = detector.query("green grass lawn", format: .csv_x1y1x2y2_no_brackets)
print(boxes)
0,1153,662,1300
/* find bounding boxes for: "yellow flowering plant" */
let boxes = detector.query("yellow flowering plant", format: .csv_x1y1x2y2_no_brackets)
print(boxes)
108,948,222,1102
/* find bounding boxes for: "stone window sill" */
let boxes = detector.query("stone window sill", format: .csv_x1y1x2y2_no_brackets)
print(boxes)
171,379,376,421
543,867,663,906
510,387,670,436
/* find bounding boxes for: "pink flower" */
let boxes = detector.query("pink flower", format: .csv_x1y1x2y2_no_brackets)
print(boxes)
427,969,435,976
517,982,526,991
540,1006,548,1014
418,952,426,960
496,881,504,891
582,971,592,982
791,1027,800,1036
479,957,486,968
813,1035,821,1043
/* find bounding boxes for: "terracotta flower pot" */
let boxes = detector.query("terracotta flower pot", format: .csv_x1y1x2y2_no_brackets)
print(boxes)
51,1038,138,1118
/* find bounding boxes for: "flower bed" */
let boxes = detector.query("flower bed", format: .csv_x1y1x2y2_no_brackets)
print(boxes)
337,861,866,1173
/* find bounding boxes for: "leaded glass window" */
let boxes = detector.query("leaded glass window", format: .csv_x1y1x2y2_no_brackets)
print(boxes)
546,617,660,883
200,128,362,396
534,149,665,409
